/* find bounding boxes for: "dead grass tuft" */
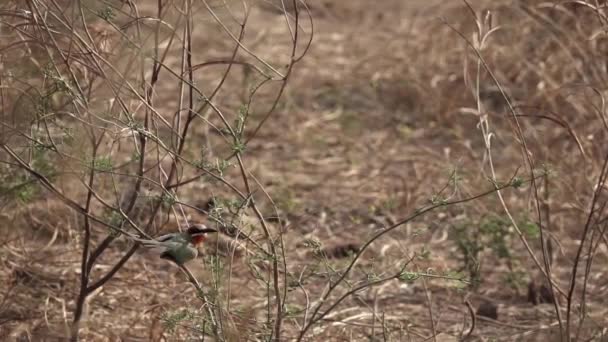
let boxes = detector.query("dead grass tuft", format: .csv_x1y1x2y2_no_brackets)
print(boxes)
2,0,608,341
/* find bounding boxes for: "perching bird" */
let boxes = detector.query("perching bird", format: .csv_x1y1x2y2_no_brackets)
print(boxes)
133,224,217,265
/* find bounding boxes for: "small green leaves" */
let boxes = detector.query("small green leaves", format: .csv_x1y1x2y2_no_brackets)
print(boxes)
284,304,304,318
520,220,540,239
97,7,115,21
15,182,36,203
195,156,232,177
232,140,246,154
235,104,248,135
303,238,324,257
90,156,113,172
429,194,447,205
207,196,229,222
205,254,224,274
511,177,524,188
159,192,177,207
31,146,55,176
443,270,469,289
216,159,232,175
161,309,196,334
62,127,75,146
398,271,420,283
417,247,431,260
103,208,124,227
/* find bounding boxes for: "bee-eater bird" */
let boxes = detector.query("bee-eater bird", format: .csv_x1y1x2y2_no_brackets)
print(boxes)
134,224,217,265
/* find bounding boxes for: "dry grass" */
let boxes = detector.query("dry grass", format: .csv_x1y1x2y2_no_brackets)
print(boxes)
1,0,608,341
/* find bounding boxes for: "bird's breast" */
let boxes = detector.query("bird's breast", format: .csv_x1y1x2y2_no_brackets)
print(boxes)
170,244,199,263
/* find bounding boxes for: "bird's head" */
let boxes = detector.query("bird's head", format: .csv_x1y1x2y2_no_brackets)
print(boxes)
186,224,217,246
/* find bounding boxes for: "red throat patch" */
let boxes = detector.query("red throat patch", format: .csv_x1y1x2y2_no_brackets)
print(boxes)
192,234,206,245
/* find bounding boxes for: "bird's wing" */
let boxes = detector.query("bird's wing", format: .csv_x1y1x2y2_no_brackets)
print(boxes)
139,240,187,259
131,236,183,250
155,234,175,242
160,251,179,263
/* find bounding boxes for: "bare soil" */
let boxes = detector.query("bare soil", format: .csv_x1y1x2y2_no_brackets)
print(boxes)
1,0,608,341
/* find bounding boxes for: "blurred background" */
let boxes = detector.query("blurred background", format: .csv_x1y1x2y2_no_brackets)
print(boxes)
1,0,607,341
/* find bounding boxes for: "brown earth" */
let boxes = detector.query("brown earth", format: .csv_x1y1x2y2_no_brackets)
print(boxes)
1,0,608,341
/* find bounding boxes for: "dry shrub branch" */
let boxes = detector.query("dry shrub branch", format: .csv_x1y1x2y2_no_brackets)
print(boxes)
1,0,608,341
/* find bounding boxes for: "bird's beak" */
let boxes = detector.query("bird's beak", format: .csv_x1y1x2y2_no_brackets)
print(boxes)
190,227,217,245
187,224,218,235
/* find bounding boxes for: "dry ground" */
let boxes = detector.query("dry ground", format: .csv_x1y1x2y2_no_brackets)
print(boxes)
1,0,608,341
